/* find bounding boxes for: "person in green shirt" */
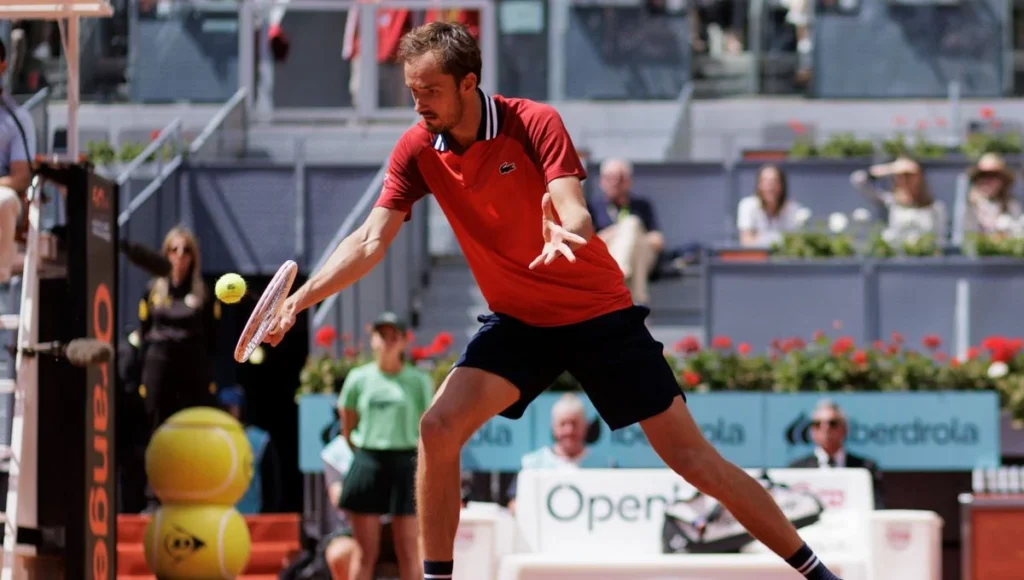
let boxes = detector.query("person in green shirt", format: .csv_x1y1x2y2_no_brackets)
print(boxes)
338,312,434,580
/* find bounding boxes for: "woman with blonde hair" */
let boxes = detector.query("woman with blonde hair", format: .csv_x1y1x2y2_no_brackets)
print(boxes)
850,156,947,242
135,226,219,434
960,153,1022,237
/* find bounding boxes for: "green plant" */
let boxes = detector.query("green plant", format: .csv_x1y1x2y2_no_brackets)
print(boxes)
85,140,116,165
961,132,1023,159
965,232,1024,258
296,326,458,400
118,141,147,163
788,137,817,159
817,132,875,159
670,333,1024,422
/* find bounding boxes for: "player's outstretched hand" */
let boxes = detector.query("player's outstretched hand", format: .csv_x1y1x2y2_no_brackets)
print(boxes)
529,192,587,270
264,295,298,347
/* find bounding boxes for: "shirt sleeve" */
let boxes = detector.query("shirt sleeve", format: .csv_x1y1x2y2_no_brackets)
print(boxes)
523,103,587,185
338,369,361,411
419,372,435,417
737,196,756,231
374,131,430,221
6,109,33,164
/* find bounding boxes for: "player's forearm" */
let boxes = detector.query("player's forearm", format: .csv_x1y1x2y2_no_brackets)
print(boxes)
293,230,386,312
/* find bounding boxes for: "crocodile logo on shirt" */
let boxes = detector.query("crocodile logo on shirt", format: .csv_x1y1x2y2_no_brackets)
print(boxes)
499,162,516,175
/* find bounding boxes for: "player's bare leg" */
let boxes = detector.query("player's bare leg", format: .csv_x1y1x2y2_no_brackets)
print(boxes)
417,367,520,577
642,397,841,579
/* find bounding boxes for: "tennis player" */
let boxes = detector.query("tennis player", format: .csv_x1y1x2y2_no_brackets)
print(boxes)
265,22,842,580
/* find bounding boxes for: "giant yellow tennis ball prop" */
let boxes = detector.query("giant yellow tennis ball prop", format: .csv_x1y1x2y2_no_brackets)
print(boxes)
215,273,246,304
145,407,253,505
144,504,251,580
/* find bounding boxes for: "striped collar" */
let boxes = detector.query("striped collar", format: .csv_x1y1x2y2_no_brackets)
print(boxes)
431,89,501,152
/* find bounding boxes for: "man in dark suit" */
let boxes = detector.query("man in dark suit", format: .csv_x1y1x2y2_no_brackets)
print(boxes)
587,159,664,305
788,399,886,509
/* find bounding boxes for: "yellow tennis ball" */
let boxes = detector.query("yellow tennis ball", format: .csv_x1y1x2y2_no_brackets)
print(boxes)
215,273,246,304
144,504,251,580
249,345,265,365
145,407,254,505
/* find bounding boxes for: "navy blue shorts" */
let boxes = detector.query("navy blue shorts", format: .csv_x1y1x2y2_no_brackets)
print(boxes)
454,305,684,430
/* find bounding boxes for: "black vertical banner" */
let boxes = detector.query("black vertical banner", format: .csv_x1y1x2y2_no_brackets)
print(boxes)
84,172,117,580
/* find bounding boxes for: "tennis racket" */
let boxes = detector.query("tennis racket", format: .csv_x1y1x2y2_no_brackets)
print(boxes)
234,260,298,363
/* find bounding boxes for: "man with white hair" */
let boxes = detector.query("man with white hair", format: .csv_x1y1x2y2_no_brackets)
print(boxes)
588,158,664,305
506,393,599,513
789,399,885,509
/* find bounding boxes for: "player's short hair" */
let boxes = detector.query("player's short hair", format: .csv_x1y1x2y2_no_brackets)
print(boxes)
552,393,586,421
397,22,482,86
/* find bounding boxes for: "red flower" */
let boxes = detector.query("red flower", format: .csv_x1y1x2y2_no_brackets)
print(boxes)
891,332,905,344
314,325,337,348
788,120,807,135
738,343,752,356
967,347,981,360
431,331,454,351
1011,339,1024,354
405,330,415,343
922,334,942,351
893,115,907,126
950,358,961,368
992,346,1015,364
934,116,948,127
343,347,359,359
980,106,995,120
674,336,701,354
933,351,948,363
852,350,868,365
831,336,855,356
872,340,886,351
982,336,1005,352
711,336,732,350
812,330,826,342
682,370,701,387
410,346,428,362
916,119,928,130
341,332,353,345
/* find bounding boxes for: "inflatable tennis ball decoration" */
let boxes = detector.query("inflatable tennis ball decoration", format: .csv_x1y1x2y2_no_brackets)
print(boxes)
145,407,254,505
144,504,251,580
215,273,246,304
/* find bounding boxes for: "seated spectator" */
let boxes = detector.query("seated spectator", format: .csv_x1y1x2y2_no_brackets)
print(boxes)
851,157,947,243
960,153,1021,238
737,164,807,248
788,399,885,509
0,39,34,282
507,393,600,513
322,434,361,580
588,159,664,305
218,385,283,514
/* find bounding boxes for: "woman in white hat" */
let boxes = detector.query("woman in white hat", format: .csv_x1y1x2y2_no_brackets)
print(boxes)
850,156,947,243
959,153,1021,239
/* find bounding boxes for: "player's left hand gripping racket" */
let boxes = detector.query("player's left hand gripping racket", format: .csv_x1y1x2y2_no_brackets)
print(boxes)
234,260,298,363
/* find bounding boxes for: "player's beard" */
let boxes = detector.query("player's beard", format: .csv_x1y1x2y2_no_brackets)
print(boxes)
427,97,464,134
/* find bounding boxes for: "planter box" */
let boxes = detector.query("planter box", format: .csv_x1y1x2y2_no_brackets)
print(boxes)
298,391,1001,474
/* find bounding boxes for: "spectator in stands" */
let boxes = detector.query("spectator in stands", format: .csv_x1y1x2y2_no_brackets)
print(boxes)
788,399,885,509
588,159,664,305
322,433,360,580
342,6,413,108
958,153,1021,239
507,393,600,514
219,385,283,515
137,226,219,436
338,312,433,580
737,164,807,248
0,39,35,283
851,157,947,243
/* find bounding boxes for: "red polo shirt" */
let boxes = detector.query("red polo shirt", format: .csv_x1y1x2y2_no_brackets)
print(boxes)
375,91,633,327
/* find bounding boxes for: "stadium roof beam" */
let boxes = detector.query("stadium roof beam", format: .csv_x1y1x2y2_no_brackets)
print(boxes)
0,1,115,160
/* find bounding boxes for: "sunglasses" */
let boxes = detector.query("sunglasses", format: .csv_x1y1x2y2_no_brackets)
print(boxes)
811,419,842,429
